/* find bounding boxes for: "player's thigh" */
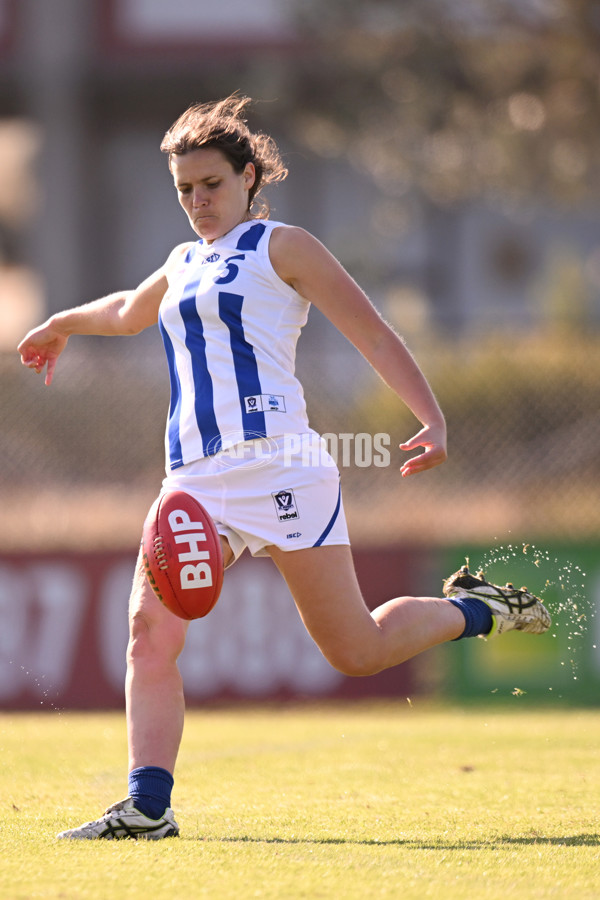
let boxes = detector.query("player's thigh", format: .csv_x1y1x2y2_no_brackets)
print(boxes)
128,547,189,656
268,544,379,670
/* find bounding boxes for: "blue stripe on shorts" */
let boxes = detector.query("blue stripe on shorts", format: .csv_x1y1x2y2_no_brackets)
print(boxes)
313,481,342,547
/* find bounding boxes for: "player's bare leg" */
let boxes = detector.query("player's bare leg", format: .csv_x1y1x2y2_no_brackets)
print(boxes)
268,544,465,676
126,550,189,772
57,536,233,839
57,552,189,840
126,536,234,772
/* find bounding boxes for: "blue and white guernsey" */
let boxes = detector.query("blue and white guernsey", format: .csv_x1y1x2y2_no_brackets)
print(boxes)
158,220,311,469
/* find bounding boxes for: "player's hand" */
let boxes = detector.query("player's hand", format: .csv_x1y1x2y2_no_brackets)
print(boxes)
17,323,69,386
399,422,447,477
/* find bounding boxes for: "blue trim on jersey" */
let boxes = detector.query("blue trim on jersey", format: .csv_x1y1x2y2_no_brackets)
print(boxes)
236,222,267,251
158,315,184,469
313,481,342,547
218,291,267,439
180,286,222,456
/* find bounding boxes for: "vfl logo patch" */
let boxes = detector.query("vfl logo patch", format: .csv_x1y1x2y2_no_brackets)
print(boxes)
272,489,300,522
244,394,286,413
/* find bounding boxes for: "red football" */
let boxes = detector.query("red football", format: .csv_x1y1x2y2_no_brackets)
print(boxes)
142,490,224,619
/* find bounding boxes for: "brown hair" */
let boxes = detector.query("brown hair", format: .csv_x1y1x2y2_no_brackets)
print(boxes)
160,94,287,217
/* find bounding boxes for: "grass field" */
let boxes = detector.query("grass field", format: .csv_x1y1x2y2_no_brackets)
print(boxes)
2,703,600,899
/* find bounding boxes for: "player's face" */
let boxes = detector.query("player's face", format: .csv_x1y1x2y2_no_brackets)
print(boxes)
171,148,256,243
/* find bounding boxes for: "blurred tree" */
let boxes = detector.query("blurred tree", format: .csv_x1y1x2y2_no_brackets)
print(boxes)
294,0,600,209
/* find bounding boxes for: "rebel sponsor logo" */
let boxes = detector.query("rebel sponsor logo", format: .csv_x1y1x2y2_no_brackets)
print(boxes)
272,489,300,522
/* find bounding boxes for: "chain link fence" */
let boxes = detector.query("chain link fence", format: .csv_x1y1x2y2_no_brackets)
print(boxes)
3,326,599,550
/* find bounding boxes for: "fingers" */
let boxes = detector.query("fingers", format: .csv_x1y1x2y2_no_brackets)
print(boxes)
19,348,56,386
20,352,43,372
45,357,57,386
400,447,446,477
19,341,41,365
399,439,419,452
399,431,429,453
399,423,443,452
399,426,447,477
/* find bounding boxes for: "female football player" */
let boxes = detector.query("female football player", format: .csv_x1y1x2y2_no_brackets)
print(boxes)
18,95,550,840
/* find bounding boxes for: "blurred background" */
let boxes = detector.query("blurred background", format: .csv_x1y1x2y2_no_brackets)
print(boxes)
1,0,599,707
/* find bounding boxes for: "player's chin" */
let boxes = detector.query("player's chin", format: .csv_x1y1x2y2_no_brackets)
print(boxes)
192,216,220,238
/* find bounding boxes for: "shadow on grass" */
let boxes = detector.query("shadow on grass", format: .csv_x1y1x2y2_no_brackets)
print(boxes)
209,833,600,848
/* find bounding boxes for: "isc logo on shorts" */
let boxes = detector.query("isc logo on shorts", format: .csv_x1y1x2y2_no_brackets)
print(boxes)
272,489,299,522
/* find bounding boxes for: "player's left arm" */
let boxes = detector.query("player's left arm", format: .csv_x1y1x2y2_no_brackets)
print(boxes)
269,226,447,476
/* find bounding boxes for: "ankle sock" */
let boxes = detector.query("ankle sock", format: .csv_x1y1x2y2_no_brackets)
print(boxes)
448,597,493,639
128,766,174,819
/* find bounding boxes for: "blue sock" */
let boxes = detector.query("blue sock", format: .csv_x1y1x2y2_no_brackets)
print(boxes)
448,597,493,639
128,766,174,819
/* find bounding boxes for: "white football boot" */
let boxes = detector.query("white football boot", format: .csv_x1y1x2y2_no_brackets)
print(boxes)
56,797,179,840
443,564,551,637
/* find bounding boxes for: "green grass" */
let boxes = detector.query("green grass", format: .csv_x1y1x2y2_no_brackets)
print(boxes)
2,704,600,899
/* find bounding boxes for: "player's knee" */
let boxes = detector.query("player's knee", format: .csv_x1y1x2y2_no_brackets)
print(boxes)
323,644,382,678
128,608,186,666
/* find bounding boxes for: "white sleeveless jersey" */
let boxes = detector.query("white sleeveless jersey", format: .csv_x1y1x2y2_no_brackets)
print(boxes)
158,219,311,470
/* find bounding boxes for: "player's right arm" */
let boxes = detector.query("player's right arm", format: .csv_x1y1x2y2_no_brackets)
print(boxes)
17,243,191,386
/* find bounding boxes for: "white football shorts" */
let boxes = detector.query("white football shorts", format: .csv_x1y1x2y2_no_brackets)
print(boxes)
160,432,350,561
